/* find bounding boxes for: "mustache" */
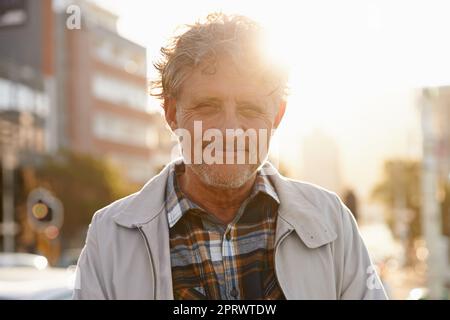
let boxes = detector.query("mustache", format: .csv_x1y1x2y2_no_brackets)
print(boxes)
201,140,249,152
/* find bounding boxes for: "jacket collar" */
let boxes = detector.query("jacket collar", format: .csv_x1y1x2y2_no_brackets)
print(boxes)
113,158,337,248
261,162,337,248
113,158,177,228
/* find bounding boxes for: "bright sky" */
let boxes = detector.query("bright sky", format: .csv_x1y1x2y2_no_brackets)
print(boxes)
92,0,450,202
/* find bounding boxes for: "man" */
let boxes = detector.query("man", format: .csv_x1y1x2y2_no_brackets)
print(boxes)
73,13,387,300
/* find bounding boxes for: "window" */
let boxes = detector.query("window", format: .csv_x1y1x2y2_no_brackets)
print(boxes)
93,38,146,77
92,111,158,148
0,78,48,116
92,73,148,112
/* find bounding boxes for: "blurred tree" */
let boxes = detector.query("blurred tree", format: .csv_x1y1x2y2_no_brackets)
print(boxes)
20,150,140,252
371,160,422,265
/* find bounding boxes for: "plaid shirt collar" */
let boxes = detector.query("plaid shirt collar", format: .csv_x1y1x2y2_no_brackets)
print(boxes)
165,162,280,228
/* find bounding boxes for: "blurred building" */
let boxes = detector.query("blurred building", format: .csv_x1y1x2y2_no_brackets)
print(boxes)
53,0,173,183
0,0,54,252
420,87,449,236
421,86,450,235
0,0,174,185
419,86,450,298
0,0,174,252
423,87,450,183
0,0,50,161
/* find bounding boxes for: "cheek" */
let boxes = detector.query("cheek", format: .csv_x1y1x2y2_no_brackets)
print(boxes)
250,118,275,149
244,116,274,133
176,115,212,151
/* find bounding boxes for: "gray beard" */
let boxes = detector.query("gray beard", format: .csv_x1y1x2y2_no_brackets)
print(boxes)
189,163,259,189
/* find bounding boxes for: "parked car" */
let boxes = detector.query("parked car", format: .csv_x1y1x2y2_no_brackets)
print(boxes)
0,253,49,270
0,253,75,300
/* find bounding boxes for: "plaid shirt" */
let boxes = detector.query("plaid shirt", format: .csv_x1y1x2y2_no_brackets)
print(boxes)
165,162,286,300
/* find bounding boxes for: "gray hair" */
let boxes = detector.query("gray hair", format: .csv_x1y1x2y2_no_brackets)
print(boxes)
151,12,289,107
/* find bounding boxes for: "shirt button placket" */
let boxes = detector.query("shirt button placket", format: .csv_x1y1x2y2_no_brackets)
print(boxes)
222,224,237,300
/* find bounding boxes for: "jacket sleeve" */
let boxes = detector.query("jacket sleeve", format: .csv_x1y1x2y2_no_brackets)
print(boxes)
336,196,388,300
72,213,108,299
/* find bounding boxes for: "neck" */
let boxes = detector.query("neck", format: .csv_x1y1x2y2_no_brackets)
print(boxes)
178,166,256,224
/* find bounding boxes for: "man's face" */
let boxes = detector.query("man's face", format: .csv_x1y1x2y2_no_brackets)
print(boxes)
168,57,285,189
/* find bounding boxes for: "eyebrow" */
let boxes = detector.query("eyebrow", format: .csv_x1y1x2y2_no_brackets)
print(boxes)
236,100,263,108
190,96,222,106
189,95,267,112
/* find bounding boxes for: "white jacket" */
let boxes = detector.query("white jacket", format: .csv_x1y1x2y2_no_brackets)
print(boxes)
73,159,387,300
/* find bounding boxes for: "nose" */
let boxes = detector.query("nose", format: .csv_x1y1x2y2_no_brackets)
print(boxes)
215,103,251,152
217,102,245,133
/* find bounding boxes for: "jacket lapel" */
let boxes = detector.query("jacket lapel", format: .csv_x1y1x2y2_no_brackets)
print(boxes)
113,159,180,228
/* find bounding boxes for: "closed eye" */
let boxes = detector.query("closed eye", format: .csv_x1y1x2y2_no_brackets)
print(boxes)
196,103,220,113
238,105,264,116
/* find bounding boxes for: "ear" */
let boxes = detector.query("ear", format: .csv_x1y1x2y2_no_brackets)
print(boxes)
163,97,178,131
273,100,286,129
